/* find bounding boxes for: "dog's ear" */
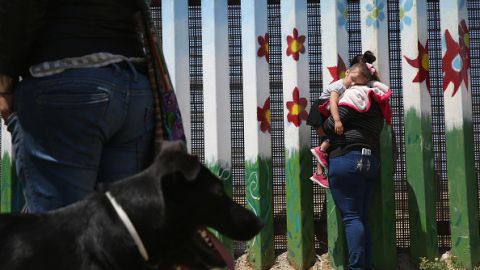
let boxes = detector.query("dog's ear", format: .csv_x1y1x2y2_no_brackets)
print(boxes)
175,154,201,181
155,140,201,182
160,154,201,197
159,140,187,154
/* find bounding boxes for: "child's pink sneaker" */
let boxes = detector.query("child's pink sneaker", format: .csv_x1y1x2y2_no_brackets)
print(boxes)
311,146,329,168
309,172,329,188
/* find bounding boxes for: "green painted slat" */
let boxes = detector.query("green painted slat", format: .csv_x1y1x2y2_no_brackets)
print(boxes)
0,153,23,213
0,153,11,213
438,1,480,267
404,109,438,263
369,125,396,270
245,157,275,270
285,147,315,270
327,191,347,270
446,124,480,269
399,0,438,263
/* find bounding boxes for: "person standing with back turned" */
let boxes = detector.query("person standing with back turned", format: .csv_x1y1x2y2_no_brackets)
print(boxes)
0,0,156,213
322,51,391,270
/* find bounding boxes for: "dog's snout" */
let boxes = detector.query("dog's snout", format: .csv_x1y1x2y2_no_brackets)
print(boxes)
220,206,263,241
250,216,264,238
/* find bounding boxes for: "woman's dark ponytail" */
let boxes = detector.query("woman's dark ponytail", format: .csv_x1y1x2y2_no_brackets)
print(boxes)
362,51,376,64
350,50,376,66
349,50,380,82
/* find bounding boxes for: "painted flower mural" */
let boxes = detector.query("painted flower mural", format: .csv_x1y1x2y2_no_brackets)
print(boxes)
286,87,308,127
404,40,430,92
257,96,271,133
337,1,348,31
365,0,385,29
327,54,347,84
286,28,306,61
459,20,470,67
442,20,470,97
399,0,413,31
257,33,269,63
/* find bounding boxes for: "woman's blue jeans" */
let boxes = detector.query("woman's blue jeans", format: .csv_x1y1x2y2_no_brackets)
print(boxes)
8,63,155,213
328,149,380,270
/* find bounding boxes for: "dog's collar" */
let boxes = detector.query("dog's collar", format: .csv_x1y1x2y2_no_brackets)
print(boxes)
105,191,149,261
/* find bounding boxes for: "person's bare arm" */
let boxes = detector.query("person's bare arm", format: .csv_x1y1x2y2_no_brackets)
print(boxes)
0,75,13,122
0,75,12,93
329,91,343,135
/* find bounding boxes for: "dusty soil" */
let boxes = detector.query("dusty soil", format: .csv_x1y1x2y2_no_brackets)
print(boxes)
235,250,464,270
235,252,331,270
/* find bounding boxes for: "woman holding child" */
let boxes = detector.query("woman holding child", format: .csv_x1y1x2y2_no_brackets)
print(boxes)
308,51,392,270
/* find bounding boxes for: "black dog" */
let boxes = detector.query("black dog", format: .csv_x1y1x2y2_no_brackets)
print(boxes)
0,141,263,270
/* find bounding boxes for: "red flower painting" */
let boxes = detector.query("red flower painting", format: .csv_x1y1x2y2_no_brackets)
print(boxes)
286,87,308,127
257,33,269,63
442,26,469,97
404,40,430,92
459,20,470,68
327,54,347,84
286,28,306,61
257,97,271,133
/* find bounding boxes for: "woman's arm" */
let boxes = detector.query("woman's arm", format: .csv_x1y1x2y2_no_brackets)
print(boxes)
0,76,13,121
0,75,12,94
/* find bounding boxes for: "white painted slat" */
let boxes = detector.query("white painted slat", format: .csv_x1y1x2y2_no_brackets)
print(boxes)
202,0,231,168
162,0,192,151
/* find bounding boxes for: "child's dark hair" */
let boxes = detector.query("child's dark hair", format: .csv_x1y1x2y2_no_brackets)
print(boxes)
349,51,380,82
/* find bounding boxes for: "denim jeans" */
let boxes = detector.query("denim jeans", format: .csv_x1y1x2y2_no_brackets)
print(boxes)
8,63,155,213
328,149,380,270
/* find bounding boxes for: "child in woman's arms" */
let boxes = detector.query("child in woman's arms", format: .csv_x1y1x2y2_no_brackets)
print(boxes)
307,51,390,188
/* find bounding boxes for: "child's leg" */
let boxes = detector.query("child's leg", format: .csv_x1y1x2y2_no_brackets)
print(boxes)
316,162,324,174
312,136,329,168
310,159,329,189
319,139,330,152
315,127,326,137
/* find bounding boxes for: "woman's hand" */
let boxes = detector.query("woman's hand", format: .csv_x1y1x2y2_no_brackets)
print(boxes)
369,80,389,92
334,120,344,135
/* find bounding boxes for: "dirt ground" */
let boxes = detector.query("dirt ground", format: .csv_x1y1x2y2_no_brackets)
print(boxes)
234,250,459,270
235,252,331,270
